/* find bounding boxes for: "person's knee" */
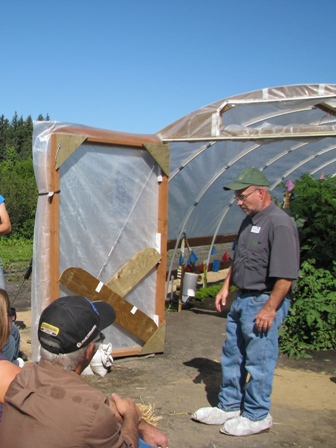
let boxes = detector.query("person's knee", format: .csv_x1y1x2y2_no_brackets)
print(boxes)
2,335,16,361
11,323,20,343
2,325,21,361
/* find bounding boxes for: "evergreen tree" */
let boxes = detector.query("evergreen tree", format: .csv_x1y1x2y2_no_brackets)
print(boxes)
0,115,10,161
0,112,50,238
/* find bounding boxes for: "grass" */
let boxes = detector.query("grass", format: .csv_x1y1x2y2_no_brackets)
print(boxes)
0,237,33,279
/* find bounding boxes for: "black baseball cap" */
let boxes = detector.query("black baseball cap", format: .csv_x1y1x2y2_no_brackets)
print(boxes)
38,296,116,354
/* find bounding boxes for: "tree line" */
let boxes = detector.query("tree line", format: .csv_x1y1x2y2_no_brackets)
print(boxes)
0,113,50,239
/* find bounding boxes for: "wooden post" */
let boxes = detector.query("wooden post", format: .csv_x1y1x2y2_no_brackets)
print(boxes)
170,275,174,302
284,190,290,208
156,174,169,323
49,134,60,302
178,264,185,313
203,260,208,288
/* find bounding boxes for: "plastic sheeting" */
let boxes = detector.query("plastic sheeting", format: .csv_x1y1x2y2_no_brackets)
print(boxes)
158,84,336,277
32,122,160,359
31,84,336,356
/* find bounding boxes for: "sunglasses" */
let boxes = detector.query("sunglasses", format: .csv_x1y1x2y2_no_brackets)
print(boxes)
94,332,106,343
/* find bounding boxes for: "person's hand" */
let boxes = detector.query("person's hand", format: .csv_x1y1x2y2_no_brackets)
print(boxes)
139,420,169,448
254,279,291,332
215,288,228,312
111,393,142,423
108,396,123,423
254,306,276,332
111,394,141,448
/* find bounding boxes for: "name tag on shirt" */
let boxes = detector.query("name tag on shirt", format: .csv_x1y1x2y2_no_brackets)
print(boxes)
251,226,261,234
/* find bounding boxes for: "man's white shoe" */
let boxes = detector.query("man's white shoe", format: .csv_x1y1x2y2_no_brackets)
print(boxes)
191,407,240,425
220,414,273,436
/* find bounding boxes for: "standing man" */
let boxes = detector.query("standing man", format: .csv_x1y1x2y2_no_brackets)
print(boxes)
0,295,168,448
192,167,300,437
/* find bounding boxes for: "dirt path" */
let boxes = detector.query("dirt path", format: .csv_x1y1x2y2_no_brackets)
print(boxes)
86,300,336,448
10,278,336,448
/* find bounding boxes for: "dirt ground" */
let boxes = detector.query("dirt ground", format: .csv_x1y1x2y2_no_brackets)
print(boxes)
8,277,336,448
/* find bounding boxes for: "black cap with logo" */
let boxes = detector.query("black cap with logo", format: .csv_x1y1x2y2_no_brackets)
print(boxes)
38,296,116,354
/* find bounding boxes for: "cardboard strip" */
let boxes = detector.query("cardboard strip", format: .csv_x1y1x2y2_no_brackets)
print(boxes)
105,248,162,297
59,267,158,343
143,143,170,176
55,134,87,169
140,321,166,355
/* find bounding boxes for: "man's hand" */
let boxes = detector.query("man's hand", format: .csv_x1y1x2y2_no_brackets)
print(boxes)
139,420,168,448
215,289,228,312
215,267,232,312
111,393,141,448
254,305,276,332
108,396,123,423
111,393,142,423
254,278,292,332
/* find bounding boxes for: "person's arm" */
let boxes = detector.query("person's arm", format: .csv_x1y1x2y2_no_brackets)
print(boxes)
215,266,232,312
111,393,141,448
108,397,123,423
138,419,168,448
0,360,21,403
0,202,11,236
109,395,168,448
254,278,292,332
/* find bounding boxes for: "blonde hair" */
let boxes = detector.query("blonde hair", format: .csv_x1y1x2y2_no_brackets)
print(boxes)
0,288,10,351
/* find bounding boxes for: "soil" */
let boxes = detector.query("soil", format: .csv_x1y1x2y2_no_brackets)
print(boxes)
8,277,336,448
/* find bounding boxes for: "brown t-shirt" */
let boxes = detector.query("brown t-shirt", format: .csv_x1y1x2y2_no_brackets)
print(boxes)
0,359,133,447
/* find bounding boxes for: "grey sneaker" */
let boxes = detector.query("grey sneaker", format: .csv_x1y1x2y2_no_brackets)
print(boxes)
220,414,273,436
192,407,240,425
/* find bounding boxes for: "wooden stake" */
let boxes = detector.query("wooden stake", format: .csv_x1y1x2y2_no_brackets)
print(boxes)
178,265,185,313
203,262,208,288
284,190,290,208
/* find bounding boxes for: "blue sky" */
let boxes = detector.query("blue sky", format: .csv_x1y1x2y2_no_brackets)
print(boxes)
1,0,335,134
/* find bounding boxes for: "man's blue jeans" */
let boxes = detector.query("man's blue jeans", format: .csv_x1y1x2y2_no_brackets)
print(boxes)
217,291,290,421
138,438,154,448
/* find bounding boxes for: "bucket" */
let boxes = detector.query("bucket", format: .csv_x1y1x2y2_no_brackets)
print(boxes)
182,272,199,302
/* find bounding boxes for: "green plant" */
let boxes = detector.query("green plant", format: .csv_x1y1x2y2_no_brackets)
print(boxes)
288,174,336,272
0,112,47,239
166,302,177,312
0,237,33,275
279,259,336,359
195,283,223,301
0,157,38,239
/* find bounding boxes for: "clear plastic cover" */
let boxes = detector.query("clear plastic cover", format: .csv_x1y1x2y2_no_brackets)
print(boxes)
158,84,336,278
32,122,159,359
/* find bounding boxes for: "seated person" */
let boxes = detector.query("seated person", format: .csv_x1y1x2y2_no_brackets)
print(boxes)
0,295,168,448
0,196,26,365
2,307,24,364
0,289,21,421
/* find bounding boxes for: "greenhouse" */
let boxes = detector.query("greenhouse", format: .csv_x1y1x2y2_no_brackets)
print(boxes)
160,83,336,280
31,83,336,358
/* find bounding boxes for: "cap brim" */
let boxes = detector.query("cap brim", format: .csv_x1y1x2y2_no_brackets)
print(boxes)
93,301,116,330
223,182,252,191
